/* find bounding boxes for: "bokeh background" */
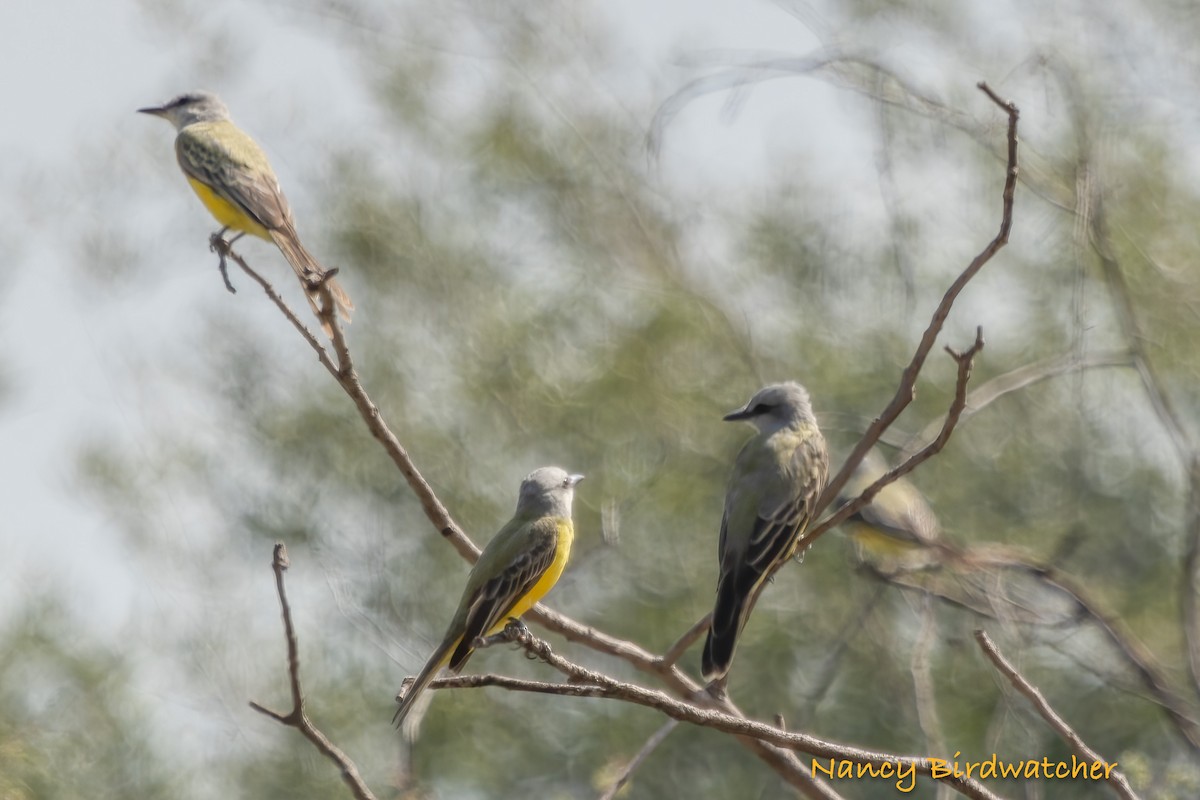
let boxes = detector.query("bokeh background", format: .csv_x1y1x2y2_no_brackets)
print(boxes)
3,0,1200,797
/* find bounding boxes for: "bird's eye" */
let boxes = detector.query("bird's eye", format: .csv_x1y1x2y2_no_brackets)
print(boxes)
751,403,771,415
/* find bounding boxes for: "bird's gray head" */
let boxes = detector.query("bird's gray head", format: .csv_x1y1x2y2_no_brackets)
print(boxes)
138,91,231,130
723,382,816,433
516,466,584,518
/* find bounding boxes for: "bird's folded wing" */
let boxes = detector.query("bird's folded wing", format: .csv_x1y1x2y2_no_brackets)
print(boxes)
448,520,559,669
175,128,291,231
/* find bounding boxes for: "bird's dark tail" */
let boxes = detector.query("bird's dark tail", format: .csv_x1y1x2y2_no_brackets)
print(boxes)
702,567,759,681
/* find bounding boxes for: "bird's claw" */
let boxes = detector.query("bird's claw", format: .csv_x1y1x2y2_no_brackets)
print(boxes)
208,231,237,294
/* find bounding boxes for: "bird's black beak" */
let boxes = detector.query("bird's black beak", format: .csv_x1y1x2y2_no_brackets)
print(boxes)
137,105,167,117
722,405,752,422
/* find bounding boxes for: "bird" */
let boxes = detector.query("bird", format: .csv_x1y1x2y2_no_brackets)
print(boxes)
138,91,353,335
837,449,946,570
702,382,829,682
393,467,584,727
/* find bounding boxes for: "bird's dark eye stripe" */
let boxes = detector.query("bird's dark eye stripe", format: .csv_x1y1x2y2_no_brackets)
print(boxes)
751,403,771,414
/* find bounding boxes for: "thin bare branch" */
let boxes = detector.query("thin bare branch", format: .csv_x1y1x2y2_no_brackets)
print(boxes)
974,630,1141,800
661,613,712,668
223,247,479,563
597,719,680,800
533,602,840,795
215,241,340,380
249,543,378,800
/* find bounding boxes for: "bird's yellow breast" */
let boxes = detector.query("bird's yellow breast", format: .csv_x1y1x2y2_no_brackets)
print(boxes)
185,176,271,240
489,518,574,632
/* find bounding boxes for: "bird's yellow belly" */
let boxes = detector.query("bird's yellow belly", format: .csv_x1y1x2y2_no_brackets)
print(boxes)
186,177,271,240
844,523,919,557
487,520,574,634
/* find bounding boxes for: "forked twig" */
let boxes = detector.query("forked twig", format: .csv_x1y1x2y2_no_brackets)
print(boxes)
249,544,378,800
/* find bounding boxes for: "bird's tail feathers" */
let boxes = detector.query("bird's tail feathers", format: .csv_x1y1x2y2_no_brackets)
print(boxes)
268,227,354,336
701,568,761,681
392,639,456,733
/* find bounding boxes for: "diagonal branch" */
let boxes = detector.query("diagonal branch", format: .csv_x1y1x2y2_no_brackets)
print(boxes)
804,328,984,547
974,630,1141,800
814,82,1017,523
597,719,680,800
966,550,1200,754
249,543,378,800
224,247,479,563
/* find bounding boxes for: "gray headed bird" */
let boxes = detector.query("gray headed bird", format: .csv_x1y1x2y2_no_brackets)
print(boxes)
139,91,353,334
393,467,584,727
702,382,829,682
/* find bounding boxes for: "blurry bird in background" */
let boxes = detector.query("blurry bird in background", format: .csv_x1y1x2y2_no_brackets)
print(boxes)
835,449,1080,627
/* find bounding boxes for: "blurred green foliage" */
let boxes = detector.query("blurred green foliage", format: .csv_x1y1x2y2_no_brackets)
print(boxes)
14,1,1200,798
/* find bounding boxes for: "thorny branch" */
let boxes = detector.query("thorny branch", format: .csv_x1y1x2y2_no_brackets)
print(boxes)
975,630,1141,800
248,544,378,800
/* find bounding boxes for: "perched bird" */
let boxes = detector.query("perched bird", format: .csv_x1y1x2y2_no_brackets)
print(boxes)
702,382,829,682
834,452,1079,625
138,91,353,334
393,467,584,727
837,450,945,569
